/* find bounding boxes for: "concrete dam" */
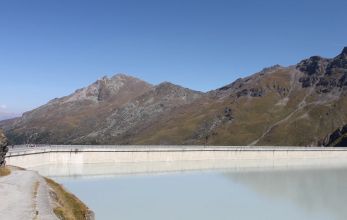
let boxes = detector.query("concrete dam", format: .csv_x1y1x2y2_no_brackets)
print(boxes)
6,145,347,177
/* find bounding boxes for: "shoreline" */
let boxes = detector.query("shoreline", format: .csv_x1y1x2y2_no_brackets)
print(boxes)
0,166,94,220
3,145,347,219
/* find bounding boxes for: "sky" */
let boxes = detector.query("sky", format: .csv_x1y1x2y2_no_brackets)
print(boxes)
0,0,347,114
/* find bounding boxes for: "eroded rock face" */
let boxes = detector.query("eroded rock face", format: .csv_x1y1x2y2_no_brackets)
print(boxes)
297,48,347,93
0,131,8,166
322,124,347,147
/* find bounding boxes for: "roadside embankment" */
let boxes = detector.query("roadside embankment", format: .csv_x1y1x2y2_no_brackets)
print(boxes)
0,166,94,220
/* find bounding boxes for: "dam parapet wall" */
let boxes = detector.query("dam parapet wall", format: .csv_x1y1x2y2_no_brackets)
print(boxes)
6,145,347,169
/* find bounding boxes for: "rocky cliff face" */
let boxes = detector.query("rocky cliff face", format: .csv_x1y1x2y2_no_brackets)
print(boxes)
297,48,347,93
322,124,347,147
0,131,8,166
1,48,347,146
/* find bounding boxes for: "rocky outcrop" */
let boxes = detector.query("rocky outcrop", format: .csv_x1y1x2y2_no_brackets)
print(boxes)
297,55,328,88
322,124,347,147
297,47,347,93
0,130,8,166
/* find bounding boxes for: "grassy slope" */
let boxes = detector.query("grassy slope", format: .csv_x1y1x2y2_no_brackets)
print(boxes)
45,177,93,220
132,68,347,146
3,62,346,146
0,166,11,176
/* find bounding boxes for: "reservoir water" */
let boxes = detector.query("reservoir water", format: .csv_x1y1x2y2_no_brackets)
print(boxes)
30,161,347,220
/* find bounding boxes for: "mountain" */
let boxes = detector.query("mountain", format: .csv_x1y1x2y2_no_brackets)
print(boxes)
133,48,347,146
0,74,153,144
1,48,347,146
74,82,203,144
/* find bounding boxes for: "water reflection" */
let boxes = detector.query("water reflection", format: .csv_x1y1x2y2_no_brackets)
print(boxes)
30,157,347,179
225,168,347,220
28,160,347,220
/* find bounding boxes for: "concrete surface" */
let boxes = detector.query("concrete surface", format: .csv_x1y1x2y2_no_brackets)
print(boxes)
0,167,58,220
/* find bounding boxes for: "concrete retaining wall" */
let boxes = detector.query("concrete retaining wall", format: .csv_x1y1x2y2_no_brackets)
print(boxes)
6,145,347,169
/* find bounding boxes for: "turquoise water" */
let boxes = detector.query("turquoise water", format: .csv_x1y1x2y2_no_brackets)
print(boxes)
49,164,347,220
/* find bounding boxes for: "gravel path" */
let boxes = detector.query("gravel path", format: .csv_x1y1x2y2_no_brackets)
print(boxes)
0,167,58,220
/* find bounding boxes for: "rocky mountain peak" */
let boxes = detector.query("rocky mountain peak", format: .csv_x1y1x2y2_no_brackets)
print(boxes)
296,47,347,92
63,74,152,103
327,47,347,70
98,73,147,86
110,73,144,82
296,56,329,76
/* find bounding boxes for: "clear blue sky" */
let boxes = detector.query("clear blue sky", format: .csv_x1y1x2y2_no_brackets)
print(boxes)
1,0,346,114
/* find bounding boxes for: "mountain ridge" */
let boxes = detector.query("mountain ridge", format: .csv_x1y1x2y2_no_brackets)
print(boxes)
1,47,347,146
